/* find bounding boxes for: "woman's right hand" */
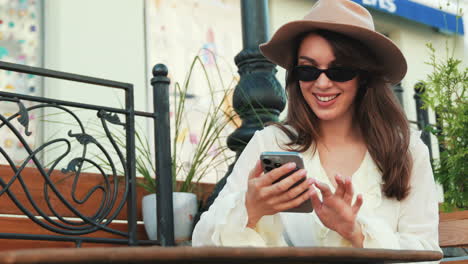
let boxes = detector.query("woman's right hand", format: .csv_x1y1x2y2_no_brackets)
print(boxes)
245,160,313,228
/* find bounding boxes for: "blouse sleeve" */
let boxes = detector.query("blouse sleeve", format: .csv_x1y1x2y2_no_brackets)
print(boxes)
191,129,287,247
356,133,441,258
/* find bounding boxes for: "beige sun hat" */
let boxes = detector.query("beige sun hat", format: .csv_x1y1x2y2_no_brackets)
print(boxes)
259,0,407,85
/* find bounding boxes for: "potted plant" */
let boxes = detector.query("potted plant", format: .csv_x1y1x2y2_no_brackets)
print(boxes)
419,43,467,212
139,55,238,241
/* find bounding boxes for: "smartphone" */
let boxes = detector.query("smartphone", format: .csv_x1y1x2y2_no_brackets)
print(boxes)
260,151,313,213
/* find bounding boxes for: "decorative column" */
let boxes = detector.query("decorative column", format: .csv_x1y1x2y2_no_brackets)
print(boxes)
198,0,286,218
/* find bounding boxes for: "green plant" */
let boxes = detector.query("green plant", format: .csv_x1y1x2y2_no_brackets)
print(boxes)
420,43,467,211
136,54,238,194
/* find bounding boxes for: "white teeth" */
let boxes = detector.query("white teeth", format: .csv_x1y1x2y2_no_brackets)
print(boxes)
316,94,338,102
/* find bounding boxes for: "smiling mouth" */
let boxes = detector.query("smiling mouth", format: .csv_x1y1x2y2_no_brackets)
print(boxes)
314,94,340,102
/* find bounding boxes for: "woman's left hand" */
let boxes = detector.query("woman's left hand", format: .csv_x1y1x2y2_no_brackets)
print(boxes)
309,174,364,247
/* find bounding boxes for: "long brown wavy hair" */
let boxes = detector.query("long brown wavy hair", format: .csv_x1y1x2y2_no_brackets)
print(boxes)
273,30,412,200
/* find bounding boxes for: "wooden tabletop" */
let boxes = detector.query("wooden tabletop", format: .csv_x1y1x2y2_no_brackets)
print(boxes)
0,246,443,264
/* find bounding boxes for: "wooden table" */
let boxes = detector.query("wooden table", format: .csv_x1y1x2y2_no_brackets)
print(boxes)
0,246,443,264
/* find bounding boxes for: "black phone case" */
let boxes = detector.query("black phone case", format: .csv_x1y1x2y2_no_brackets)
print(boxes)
260,151,313,213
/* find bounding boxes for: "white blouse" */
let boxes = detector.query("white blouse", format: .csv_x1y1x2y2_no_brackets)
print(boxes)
192,126,442,263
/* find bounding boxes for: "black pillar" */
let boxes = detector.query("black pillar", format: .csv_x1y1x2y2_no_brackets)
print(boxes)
152,64,175,246
227,0,286,154
196,0,286,221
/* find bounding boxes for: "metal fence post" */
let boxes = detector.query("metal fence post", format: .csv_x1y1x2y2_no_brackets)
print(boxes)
151,64,175,246
125,83,138,246
414,82,433,161
392,82,404,107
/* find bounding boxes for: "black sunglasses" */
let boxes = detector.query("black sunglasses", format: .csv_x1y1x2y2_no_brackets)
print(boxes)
294,65,359,82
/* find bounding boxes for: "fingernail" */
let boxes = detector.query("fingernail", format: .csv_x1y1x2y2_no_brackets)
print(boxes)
298,169,307,176
309,188,316,195
307,178,314,184
286,162,296,169
336,173,343,181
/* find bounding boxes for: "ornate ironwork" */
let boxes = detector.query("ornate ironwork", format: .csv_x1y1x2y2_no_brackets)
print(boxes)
0,61,174,247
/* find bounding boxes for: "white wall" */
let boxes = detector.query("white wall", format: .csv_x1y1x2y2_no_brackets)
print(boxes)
42,0,148,169
43,0,147,109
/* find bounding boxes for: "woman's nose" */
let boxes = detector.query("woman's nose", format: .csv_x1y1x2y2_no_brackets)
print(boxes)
314,72,332,89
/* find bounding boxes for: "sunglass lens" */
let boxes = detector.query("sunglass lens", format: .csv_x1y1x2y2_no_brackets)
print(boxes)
295,66,321,81
326,68,358,82
294,66,359,82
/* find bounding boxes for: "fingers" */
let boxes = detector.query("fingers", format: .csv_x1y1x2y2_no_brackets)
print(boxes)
343,176,354,204
267,162,298,185
309,185,322,211
352,194,363,214
248,160,263,180
313,180,333,197
261,168,307,197
269,177,313,204
256,162,297,187
274,187,312,212
334,174,345,198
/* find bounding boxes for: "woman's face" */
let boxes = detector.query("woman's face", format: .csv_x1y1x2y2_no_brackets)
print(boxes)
297,33,359,122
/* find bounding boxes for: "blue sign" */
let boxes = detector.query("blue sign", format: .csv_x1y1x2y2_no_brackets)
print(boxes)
352,0,464,35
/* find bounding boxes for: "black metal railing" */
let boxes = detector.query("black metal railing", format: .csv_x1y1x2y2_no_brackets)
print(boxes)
0,61,175,247
413,82,434,160
412,81,448,164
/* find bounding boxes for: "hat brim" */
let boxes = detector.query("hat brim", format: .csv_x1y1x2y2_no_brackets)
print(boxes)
259,20,407,85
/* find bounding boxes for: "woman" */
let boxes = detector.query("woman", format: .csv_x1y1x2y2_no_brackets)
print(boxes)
192,0,441,253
